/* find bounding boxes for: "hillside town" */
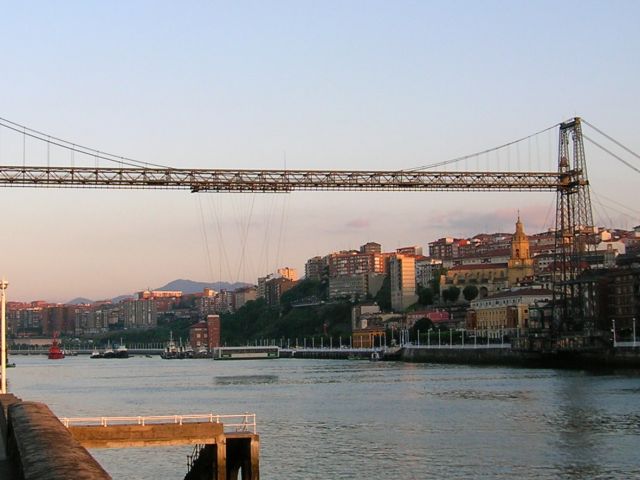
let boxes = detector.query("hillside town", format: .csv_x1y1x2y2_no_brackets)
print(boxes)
6,216,640,349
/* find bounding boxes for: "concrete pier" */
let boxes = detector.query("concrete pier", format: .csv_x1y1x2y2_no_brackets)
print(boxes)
66,419,259,479
1,396,260,479
185,433,260,480
401,344,640,369
6,401,111,479
0,394,20,480
68,422,225,449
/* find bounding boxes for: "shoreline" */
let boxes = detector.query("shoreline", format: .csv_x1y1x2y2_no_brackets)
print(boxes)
399,345,640,370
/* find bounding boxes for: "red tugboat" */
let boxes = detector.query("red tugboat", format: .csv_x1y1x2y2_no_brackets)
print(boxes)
48,332,65,360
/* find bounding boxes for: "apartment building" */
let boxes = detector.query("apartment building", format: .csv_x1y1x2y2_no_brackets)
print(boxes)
390,254,418,312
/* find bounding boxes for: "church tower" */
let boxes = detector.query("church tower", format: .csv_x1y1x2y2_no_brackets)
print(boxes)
508,214,534,285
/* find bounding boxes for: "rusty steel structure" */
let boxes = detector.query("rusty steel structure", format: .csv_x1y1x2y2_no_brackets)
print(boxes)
0,166,561,192
553,117,595,333
0,116,595,335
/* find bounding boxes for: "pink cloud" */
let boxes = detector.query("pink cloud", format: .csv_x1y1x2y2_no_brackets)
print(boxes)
346,218,370,229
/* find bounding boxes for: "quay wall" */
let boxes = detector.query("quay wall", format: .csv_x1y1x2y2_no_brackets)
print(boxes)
281,349,376,360
401,346,640,369
4,401,111,480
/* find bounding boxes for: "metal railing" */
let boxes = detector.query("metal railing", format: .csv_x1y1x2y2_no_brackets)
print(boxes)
188,443,205,471
60,413,257,434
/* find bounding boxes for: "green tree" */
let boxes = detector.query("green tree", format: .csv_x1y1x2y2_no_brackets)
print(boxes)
430,268,446,297
462,285,479,302
442,285,460,303
417,286,434,305
280,279,324,313
410,317,434,338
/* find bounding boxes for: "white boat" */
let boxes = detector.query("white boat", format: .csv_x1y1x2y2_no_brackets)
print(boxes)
195,346,209,358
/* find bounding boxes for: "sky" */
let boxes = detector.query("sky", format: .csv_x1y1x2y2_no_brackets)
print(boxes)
0,1,639,302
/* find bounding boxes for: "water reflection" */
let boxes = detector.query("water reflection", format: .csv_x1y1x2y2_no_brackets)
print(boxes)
7,357,640,479
214,375,279,385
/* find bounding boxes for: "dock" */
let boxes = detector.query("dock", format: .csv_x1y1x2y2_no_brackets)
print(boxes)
0,395,259,479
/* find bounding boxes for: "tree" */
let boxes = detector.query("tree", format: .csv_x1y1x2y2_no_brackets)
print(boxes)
280,279,324,313
442,286,460,303
411,317,434,338
430,268,446,297
462,285,479,302
417,286,434,306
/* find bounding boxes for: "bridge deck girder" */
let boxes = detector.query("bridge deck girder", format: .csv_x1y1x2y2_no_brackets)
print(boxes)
0,165,564,192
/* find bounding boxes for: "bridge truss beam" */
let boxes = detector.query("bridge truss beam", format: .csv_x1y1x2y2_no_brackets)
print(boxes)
0,166,563,192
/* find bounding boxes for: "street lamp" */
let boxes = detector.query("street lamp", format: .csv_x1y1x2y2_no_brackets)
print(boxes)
428,328,432,348
1,278,9,394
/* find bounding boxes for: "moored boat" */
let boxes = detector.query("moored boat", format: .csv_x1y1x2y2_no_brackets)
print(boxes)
183,344,194,358
102,342,115,359
161,331,180,359
194,345,210,358
48,333,65,360
115,338,129,358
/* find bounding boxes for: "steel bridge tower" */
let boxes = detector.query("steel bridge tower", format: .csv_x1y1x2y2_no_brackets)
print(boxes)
553,117,595,334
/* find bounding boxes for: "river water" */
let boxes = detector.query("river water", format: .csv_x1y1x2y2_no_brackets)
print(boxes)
7,355,640,479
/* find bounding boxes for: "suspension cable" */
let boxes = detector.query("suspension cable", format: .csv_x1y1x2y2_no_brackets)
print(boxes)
405,123,559,171
0,117,172,169
591,188,640,216
583,119,640,162
583,135,640,175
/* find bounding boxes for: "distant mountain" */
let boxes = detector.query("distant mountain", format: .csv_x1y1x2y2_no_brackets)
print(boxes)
111,294,135,303
154,279,253,294
66,297,94,305
64,280,252,306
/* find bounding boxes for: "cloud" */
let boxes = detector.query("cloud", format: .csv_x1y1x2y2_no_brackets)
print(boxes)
345,218,370,229
424,204,552,238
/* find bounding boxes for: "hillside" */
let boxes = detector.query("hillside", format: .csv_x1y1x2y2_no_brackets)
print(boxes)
154,279,253,294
